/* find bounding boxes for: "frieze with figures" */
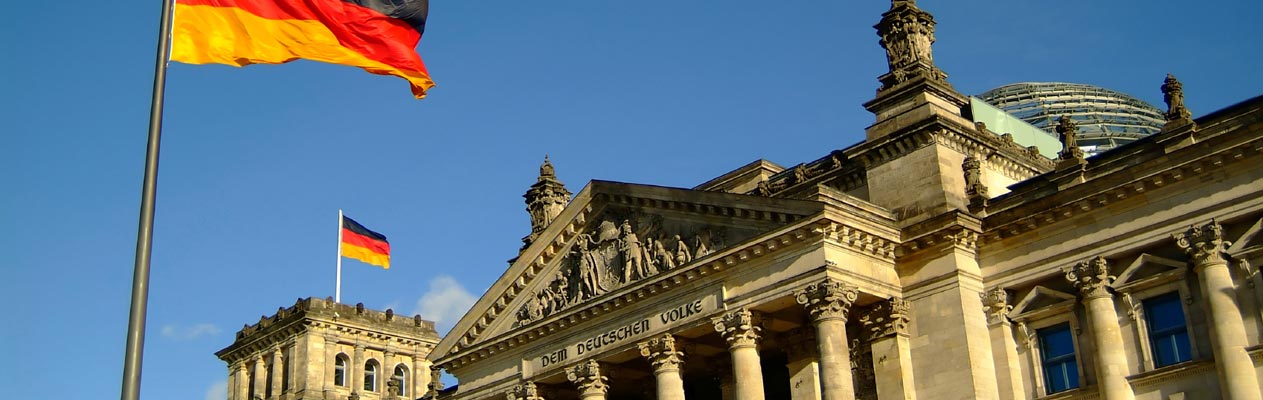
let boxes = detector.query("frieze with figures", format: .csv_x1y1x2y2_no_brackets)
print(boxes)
515,215,737,327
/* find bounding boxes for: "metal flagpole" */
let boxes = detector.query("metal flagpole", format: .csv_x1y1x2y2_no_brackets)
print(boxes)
121,0,175,399
336,209,344,303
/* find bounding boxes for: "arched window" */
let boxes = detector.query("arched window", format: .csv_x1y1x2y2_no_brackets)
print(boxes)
392,365,408,396
333,354,349,387
364,360,379,392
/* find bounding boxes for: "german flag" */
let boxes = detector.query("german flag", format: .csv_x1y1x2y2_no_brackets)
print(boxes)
341,216,390,269
171,0,434,98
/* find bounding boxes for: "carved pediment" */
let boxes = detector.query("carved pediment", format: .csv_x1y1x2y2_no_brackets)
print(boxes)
1008,286,1076,321
432,181,824,365
1112,253,1186,292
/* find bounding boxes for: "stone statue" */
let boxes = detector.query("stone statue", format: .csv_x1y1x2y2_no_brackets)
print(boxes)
575,234,606,301
1162,73,1192,121
652,235,675,270
1055,116,1084,161
619,220,655,281
673,234,692,266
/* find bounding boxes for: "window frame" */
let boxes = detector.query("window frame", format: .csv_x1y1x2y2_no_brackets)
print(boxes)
364,359,380,392
392,364,409,396
1009,285,1087,397
1112,253,1198,372
1141,292,1193,368
333,354,350,387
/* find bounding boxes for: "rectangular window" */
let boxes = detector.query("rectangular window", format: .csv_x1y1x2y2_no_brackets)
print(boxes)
1038,323,1080,394
1144,292,1192,368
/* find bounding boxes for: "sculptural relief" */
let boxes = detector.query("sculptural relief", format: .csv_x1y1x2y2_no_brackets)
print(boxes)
515,216,728,326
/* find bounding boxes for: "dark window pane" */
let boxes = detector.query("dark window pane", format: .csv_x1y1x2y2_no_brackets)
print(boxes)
1038,323,1080,393
1144,293,1192,367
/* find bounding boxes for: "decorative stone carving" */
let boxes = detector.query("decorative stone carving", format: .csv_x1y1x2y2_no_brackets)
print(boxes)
1162,73,1193,122
516,217,726,326
524,156,573,247
1174,219,1232,266
980,288,1012,325
506,381,545,400
850,338,878,400
638,334,685,372
1055,116,1084,162
963,156,989,200
713,309,762,349
875,0,949,91
566,360,609,396
1065,256,1114,299
859,297,911,340
794,278,860,322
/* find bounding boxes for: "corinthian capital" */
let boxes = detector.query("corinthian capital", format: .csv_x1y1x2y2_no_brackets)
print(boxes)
794,278,859,322
565,360,608,396
1065,256,1114,299
506,381,545,400
638,334,685,373
859,297,911,340
980,288,1012,325
713,309,762,349
1174,219,1232,266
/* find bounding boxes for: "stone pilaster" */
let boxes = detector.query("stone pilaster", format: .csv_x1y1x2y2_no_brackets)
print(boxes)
795,278,858,400
714,308,766,400
1174,220,1261,400
506,381,546,400
981,288,1026,400
859,297,916,400
639,334,686,400
269,349,283,398
323,334,338,392
566,360,610,400
252,355,268,399
1065,257,1134,400
781,328,822,400
413,354,431,399
383,349,396,395
352,344,366,393
232,363,248,400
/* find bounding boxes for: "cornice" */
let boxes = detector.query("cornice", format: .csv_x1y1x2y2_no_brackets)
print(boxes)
983,135,1263,242
897,211,983,258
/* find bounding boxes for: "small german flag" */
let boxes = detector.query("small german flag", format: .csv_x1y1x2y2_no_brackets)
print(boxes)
171,0,434,98
341,216,390,269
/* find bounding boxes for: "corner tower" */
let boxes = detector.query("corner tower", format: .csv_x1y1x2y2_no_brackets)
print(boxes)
216,298,441,400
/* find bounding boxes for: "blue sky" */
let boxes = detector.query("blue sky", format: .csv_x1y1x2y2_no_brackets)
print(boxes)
2,1,1261,399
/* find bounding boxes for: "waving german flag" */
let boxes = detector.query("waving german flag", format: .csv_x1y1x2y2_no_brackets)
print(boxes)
341,216,391,269
172,0,434,98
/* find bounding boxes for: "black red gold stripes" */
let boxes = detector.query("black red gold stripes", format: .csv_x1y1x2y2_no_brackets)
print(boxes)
342,216,390,269
172,0,433,98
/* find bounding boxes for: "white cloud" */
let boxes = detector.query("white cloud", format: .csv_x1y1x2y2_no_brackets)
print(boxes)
412,276,477,334
160,323,222,340
204,380,227,400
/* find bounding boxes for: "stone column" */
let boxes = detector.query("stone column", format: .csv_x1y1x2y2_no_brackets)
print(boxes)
795,278,858,400
352,344,366,394
566,360,610,400
506,381,545,400
252,355,268,399
1175,221,1262,400
714,309,766,400
781,328,822,400
859,297,916,400
269,349,283,398
982,289,1027,400
639,334,686,400
1065,257,1134,400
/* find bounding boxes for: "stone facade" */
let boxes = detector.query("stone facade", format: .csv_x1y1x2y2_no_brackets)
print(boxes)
216,297,441,400
423,1,1263,400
